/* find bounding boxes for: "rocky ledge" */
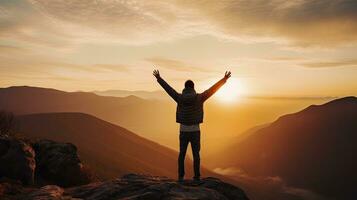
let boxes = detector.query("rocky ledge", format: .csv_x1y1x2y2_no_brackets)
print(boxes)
0,137,249,200
1,174,249,200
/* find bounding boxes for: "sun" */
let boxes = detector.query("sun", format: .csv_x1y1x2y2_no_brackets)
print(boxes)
214,78,244,103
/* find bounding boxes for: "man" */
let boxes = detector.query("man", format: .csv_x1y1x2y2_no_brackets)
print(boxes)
153,69,231,182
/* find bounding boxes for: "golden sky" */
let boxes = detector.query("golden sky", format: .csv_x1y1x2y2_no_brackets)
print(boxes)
1,0,357,97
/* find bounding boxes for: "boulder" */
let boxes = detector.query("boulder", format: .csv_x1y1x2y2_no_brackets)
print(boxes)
0,137,35,185
32,139,91,187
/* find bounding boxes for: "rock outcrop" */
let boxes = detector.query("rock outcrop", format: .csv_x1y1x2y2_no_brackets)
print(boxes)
0,138,91,187
33,139,91,187
1,174,249,200
0,137,35,185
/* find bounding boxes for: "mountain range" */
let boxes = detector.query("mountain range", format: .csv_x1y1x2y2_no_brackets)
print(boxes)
212,96,357,199
0,86,332,159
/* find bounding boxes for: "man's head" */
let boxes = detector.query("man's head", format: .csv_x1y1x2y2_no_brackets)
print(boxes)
185,80,194,89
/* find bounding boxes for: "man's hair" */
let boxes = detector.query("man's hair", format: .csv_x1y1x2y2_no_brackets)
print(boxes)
185,80,194,89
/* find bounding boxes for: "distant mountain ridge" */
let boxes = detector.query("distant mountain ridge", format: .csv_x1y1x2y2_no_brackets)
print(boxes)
215,96,357,199
92,89,167,100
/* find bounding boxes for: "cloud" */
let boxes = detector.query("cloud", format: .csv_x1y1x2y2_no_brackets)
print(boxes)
213,167,327,200
2,0,356,48
178,0,357,47
92,64,129,72
0,48,130,83
301,59,357,68
146,57,218,73
26,0,200,45
0,0,76,49
263,56,303,62
213,167,245,176
0,44,29,55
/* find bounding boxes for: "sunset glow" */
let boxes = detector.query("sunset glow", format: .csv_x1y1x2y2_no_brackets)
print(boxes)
0,2,356,199
215,78,244,103
0,0,356,97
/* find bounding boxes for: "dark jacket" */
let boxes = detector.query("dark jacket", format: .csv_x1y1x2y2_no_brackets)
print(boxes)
157,77,227,125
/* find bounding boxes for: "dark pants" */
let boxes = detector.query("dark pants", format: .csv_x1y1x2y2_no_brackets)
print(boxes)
178,131,200,178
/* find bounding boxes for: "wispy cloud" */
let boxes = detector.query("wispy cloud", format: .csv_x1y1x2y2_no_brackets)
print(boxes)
0,45,29,54
0,0,74,49
26,0,197,45
0,52,130,82
301,59,357,68
146,57,218,73
92,64,129,72
179,0,357,47
263,56,303,62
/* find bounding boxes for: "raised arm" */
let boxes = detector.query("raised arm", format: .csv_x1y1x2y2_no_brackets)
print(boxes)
201,71,231,102
153,70,179,102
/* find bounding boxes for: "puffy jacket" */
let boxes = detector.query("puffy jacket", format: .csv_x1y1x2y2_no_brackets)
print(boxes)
157,77,227,125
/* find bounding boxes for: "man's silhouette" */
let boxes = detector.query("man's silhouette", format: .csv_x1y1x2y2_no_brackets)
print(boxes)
153,70,231,181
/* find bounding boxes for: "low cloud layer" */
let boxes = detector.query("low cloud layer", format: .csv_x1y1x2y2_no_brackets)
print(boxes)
214,167,327,200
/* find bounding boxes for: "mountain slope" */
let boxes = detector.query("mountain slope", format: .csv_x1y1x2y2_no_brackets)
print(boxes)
15,112,207,179
217,96,357,199
0,86,177,147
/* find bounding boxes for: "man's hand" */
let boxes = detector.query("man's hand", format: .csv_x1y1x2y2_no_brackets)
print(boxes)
153,69,160,79
224,71,231,80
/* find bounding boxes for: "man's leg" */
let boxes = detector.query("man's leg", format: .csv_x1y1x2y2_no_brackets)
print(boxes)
190,131,201,180
178,131,189,180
